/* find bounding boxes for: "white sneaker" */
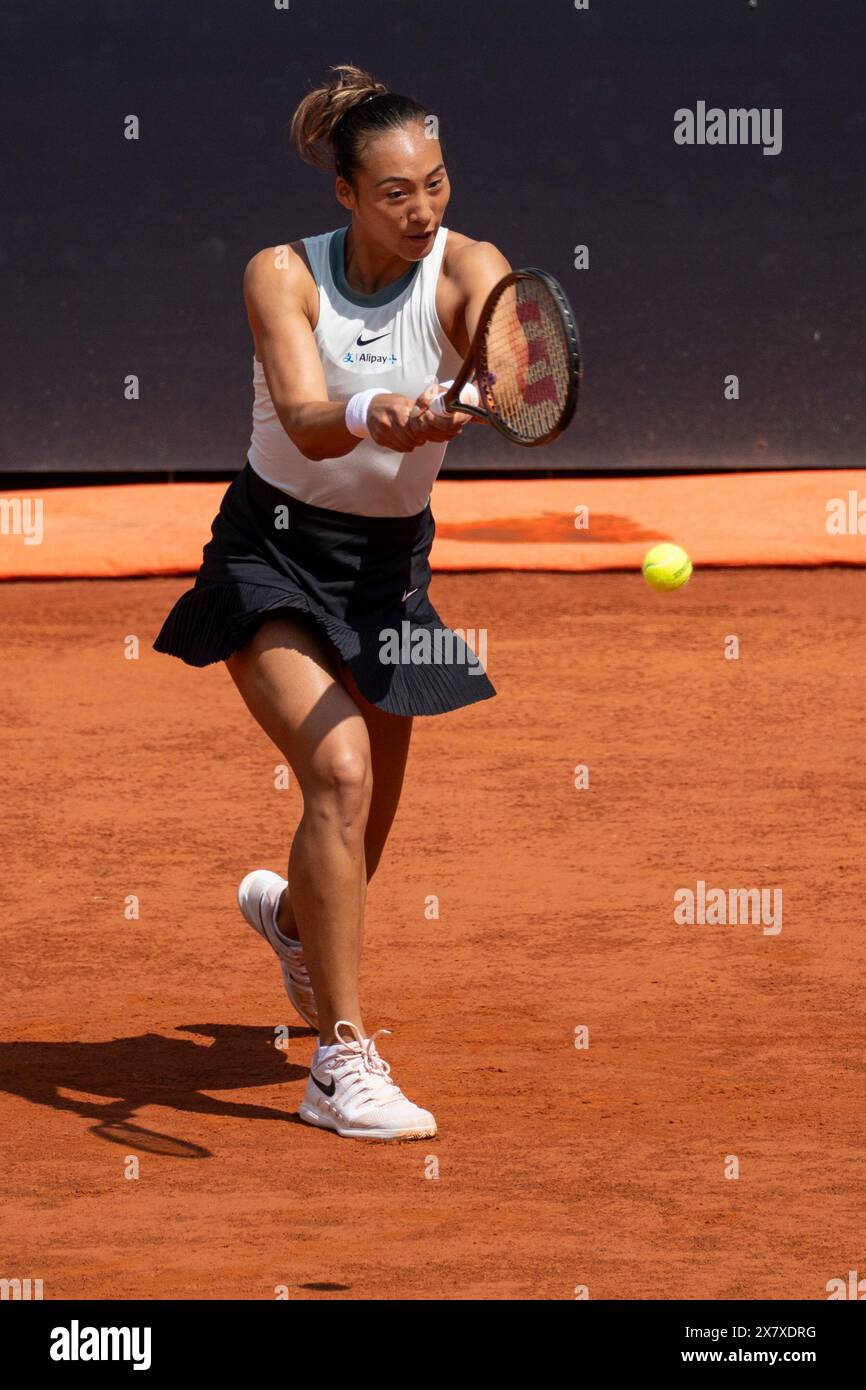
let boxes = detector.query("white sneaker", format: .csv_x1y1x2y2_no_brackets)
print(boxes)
299,1021,437,1141
237,869,318,1030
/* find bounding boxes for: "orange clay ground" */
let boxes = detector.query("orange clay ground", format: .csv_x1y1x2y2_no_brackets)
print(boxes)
1,567,864,1300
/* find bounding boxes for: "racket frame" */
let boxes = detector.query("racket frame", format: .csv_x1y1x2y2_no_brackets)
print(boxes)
437,267,582,446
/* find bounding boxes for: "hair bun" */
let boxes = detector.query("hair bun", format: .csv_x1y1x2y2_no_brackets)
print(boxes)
290,66,426,181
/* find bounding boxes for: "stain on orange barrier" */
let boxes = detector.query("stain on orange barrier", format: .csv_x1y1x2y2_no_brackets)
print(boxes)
0,471,863,580
435,512,662,545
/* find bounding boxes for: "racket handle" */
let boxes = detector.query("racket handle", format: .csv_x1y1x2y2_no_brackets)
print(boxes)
428,379,480,417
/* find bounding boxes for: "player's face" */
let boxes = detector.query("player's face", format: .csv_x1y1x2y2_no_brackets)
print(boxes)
340,123,451,259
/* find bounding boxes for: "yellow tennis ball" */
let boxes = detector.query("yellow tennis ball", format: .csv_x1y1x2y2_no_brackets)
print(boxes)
642,543,692,591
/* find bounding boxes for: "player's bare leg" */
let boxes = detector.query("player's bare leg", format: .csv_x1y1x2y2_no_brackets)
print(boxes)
227,615,371,1044
275,661,413,952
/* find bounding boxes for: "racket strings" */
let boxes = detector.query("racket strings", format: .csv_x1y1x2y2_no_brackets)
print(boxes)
480,280,573,442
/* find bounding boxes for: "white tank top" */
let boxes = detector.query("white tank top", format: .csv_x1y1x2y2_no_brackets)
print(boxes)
247,224,463,517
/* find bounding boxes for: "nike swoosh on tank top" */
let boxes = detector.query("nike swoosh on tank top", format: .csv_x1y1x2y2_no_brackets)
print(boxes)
247,224,464,518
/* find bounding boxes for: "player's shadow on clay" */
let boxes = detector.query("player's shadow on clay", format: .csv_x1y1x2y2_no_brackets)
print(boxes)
0,1023,311,1158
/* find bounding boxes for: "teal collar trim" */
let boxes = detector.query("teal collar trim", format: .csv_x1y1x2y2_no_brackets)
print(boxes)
329,226,420,307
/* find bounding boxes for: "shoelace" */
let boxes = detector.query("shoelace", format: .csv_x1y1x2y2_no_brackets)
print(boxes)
327,1029,405,1110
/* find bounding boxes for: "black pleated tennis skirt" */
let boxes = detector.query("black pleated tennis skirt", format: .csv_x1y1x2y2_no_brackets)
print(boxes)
153,460,496,718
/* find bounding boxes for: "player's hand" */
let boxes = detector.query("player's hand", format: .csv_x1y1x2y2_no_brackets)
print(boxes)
406,382,474,444
366,393,430,453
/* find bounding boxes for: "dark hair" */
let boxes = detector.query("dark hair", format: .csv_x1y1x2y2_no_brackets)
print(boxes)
290,63,431,184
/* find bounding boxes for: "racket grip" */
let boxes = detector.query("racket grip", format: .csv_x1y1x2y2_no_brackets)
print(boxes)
429,380,480,417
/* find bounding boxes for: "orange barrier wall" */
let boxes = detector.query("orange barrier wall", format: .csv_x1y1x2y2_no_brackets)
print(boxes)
0,472,864,581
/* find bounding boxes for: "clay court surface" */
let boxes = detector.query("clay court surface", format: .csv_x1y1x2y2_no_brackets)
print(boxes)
1,566,864,1300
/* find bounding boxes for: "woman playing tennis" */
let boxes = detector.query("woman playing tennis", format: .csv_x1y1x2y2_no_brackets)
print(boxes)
155,64,511,1141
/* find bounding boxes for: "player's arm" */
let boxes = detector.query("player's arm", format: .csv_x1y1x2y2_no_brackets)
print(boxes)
243,247,422,459
452,240,513,347
409,240,512,439
244,247,355,461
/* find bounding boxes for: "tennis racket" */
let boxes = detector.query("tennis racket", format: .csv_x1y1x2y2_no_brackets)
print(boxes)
410,268,581,446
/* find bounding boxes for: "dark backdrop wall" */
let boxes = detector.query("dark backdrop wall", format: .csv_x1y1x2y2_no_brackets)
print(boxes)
3,0,864,475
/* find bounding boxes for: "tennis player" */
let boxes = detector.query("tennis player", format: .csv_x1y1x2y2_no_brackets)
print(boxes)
155,64,510,1141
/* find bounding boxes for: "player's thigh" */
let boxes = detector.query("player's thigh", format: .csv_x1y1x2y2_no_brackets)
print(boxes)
225,615,372,797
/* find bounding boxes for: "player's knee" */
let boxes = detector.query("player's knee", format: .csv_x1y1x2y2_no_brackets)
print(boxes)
311,748,372,833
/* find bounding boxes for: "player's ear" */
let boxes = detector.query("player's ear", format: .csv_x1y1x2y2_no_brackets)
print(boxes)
334,177,355,213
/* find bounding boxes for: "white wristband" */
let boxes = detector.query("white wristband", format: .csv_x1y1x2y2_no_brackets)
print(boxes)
345,388,392,439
